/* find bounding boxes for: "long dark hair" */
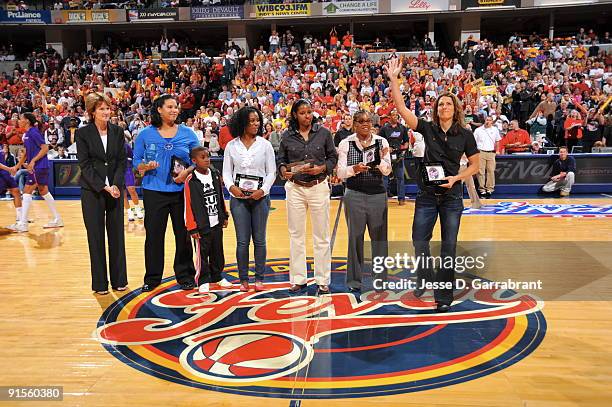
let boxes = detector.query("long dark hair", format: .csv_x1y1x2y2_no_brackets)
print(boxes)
150,94,178,128
288,99,315,131
228,106,264,139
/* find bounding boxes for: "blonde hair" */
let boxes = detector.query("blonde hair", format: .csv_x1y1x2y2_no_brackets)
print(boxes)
85,92,112,119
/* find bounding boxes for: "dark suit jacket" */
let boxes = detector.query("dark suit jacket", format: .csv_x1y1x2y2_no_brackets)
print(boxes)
76,123,127,192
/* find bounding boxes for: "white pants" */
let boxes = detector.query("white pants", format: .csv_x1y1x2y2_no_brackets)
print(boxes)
543,172,575,193
285,181,331,286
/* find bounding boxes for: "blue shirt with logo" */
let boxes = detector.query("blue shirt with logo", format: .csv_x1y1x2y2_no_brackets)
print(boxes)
133,124,199,192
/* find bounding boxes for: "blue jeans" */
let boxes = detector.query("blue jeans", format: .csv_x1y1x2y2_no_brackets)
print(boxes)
383,158,406,201
15,169,28,192
230,196,270,282
412,190,464,306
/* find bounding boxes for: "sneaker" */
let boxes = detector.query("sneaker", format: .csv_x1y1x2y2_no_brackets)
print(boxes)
255,281,265,292
43,219,64,228
8,222,28,233
240,281,250,292
216,278,233,288
136,206,144,219
127,208,135,222
198,283,210,293
560,190,570,197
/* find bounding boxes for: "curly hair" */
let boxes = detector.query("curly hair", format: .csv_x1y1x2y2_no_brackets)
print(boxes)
228,106,264,139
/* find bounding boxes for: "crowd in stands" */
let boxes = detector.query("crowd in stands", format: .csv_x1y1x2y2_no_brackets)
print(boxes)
1,26,611,184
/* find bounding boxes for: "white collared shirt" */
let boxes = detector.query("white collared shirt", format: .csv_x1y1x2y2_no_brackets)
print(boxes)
474,125,501,151
337,133,392,180
222,136,277,197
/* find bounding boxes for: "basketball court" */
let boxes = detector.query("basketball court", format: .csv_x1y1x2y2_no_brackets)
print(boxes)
1,196,611,406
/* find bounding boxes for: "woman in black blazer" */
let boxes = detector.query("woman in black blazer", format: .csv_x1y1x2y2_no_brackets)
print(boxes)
76,92,128,295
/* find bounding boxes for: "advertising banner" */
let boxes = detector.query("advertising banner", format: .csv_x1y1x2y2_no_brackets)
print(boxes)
0,10,51,24
191,5,244,19
461,0,520,9
128,8,179,21
255,3,311,18
63,10,110,23
390,0,450,13
322,1,378,15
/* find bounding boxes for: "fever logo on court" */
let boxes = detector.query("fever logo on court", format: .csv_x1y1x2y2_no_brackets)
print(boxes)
95,259,546,398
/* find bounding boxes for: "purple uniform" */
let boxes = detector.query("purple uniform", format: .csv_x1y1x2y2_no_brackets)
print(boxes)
0,153,17,193
125,143,136,187
23,127,50,186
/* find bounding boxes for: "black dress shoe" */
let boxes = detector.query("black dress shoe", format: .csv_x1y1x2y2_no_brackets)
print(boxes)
289,284,307,293
141,284,159,292
180,281,196,290
436,304,451,313
413,288,426,298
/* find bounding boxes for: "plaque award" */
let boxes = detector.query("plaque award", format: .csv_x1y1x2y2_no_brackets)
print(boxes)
421,161,448,185
235,173,264,196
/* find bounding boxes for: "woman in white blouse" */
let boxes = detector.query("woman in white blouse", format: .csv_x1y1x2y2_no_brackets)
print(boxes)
222,107,276,292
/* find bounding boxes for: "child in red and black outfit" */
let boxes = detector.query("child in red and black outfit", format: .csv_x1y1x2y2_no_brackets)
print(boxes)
184,147,232,293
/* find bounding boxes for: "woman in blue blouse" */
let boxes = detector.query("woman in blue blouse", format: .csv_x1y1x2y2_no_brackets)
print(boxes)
134,94,199,292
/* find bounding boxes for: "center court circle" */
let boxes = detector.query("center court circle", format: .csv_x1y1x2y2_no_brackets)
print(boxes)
96,258,547,399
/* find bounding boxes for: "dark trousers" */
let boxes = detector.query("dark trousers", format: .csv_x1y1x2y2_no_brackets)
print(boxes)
81,188,127,291
344,189,388,290
195,225,225,285
412,190,464,306
383,158,406,200
143,189,195,286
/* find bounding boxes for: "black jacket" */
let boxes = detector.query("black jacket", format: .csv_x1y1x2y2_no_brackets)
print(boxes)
184,167,229,236
76,123,127,192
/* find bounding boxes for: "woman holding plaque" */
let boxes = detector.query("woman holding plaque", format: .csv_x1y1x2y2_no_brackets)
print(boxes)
223,106,276,292
277,99,338,294
337,110,391,292
133,94,199,292
386,58,480,312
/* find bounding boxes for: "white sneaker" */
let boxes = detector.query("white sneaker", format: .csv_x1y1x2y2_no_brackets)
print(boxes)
216,278,233,288
8,222,28,233
136,206,144,219
198,283,210,293
127,208,135,222
43,219,64,228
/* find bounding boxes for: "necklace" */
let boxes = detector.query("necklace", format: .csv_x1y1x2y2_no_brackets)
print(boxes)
357,134,372,146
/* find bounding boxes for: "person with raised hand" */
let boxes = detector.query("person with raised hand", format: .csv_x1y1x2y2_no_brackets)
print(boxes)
385,58,480,312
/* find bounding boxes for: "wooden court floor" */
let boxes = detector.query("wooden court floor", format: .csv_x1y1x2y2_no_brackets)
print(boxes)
1,197,611,406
